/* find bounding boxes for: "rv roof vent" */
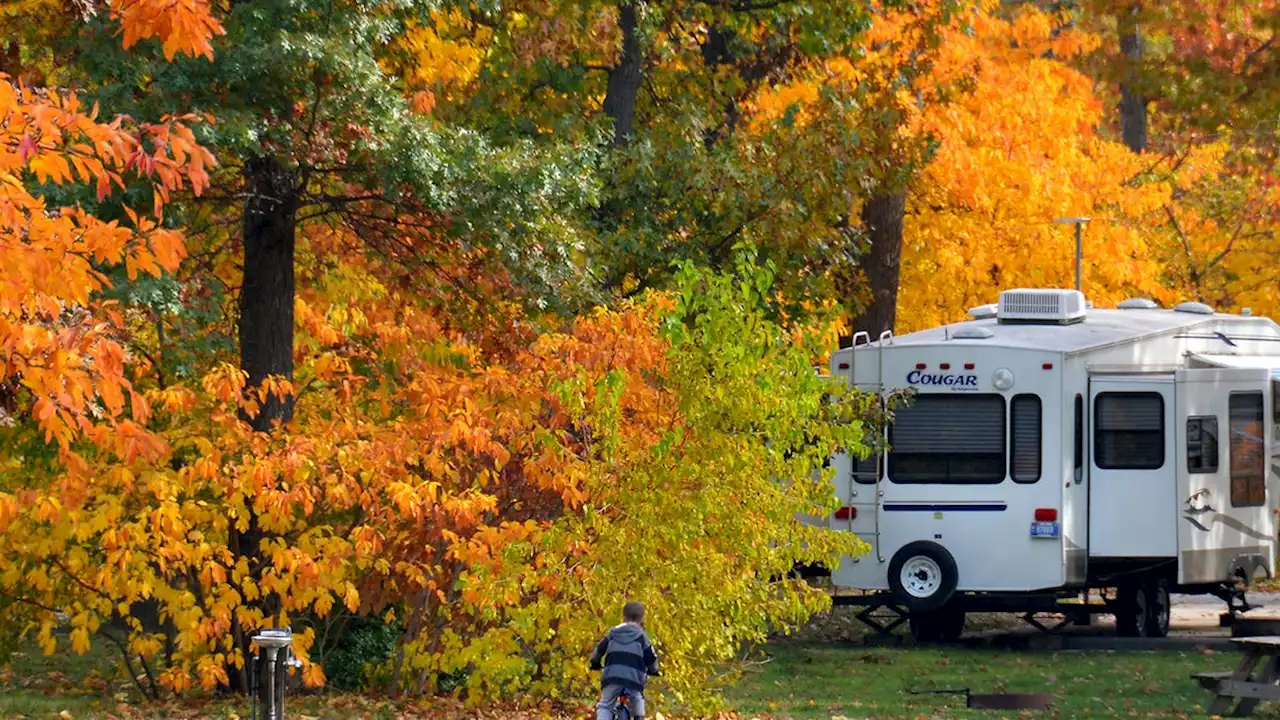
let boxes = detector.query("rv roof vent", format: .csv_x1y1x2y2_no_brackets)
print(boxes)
1118,298,1158,309
952,326,994,340
1174,300,1215,315
997,288,1087,325
967,303,998,320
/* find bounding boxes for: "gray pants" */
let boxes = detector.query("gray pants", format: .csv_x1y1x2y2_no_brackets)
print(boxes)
597,684,645,720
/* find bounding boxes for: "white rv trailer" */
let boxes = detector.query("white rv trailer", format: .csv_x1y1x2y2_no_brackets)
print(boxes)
825,288,1280,640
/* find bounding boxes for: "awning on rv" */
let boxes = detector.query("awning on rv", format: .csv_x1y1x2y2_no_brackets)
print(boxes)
1189,352,1280,378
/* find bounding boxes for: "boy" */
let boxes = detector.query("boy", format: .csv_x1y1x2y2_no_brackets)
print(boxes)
589,601,659,720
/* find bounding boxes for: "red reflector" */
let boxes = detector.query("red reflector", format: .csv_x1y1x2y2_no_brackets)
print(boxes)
838,363,849,369
1042,363,1054,370
939,363,951,369
964,363,975,370
1035,508,1057,522
834,506,856,520
916,363,927,369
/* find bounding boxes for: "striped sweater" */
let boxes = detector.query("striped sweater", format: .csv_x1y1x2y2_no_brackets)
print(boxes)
589,622,658,691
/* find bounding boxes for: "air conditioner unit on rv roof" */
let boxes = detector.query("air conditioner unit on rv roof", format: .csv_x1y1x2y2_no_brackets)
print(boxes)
997,288,1087,325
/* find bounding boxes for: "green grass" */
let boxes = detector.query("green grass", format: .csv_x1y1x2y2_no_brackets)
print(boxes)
725,643,1278,719
6,637,1280,719
0,641,139,720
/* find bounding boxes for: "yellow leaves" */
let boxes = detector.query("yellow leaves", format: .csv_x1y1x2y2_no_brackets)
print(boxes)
746,77,822,131
34,495,62,523
894,4,1177,331
70,627,91,654
201,362,248,403
27,151,72,184
302,661,326,688
196,655,229,690
392,11,491,95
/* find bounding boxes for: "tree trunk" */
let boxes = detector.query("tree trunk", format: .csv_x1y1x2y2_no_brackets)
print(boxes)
1119,11,1147,153
847,192,906,339
227,154,298,693
603,1,641,147
239,155,298,432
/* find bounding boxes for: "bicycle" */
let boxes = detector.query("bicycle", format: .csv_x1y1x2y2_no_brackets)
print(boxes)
611,688,635,720
596,671,659,720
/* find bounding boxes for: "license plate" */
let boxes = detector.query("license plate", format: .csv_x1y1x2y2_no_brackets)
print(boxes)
1030,521,1060,538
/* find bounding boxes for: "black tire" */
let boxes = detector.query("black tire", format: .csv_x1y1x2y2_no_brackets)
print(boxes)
888,541,959,611
1145,578,1171,638
1116,584,1149,637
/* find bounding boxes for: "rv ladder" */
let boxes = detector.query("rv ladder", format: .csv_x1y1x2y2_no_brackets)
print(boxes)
847,330,891,563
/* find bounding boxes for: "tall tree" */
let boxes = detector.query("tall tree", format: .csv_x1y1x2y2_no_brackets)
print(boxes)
831,0,966,339
68,0,597,690
1117,5,1147,152
430,0,879,314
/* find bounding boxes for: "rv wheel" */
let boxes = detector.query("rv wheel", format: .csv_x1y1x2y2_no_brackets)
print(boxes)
1145,579,1171,638
1116,584,1150,638
888,541,958,611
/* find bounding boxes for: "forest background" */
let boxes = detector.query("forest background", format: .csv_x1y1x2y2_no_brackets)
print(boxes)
0,0,1277,714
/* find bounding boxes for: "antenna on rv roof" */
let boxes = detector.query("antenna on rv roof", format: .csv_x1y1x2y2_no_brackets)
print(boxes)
1053,217,1091,293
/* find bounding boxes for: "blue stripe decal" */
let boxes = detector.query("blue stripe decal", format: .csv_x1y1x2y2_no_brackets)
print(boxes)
883,503,1007,512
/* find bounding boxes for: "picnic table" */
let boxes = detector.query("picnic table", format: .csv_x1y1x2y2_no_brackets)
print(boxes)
1194,637,1280,716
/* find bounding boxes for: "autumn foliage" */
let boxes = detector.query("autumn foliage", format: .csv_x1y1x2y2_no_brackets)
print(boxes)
0,0,868,705
2,223,867,706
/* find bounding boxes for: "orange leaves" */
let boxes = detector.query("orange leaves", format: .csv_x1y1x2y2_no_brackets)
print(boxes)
109,0,224,61
895,4,1174,331
0,76,215,454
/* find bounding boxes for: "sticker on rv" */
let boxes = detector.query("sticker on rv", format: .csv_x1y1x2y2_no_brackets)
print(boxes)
905,369,979,391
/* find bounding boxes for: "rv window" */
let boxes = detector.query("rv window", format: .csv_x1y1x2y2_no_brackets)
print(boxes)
1011,394,1042,483
1230,392,1265,508
1186,416,1219,474
888,394,1005,484
1094,392,1164,470
1073,394,1083,483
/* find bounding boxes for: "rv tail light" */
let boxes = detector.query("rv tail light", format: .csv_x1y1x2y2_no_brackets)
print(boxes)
915,363,927,370
939,363,951,369
834,506,856,520
838,363,849,369
1042,363,1054,370
1034,508,1058,522
964,363,975,370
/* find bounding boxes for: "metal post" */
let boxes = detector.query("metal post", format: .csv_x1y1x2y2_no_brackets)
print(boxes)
1053,217,1091,293
252,628,293,720
1075,222,1082,292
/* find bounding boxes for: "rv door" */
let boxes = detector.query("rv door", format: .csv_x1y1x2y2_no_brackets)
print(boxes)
1088,375,1177,559
1175,367,1275,585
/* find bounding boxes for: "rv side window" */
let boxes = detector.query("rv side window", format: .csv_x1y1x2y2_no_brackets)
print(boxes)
1230,392,1265,508
1011,394,1041,483
888,394,1005,484
1186,416,1219,474
1094,392,1164,470
1073,394,1083,483
1273,379,1280,425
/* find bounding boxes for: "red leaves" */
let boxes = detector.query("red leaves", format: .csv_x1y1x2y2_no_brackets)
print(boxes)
15,133,37,161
